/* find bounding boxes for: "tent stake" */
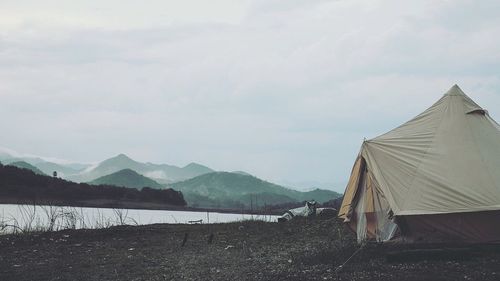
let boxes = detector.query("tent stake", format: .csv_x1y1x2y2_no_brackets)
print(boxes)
335,244,365,273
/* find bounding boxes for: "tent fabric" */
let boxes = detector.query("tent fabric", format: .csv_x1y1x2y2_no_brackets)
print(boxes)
339,85,500,243
342,161,398,242
338,156,364,221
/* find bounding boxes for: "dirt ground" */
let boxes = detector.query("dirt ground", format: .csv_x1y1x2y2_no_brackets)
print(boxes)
1,218,499,281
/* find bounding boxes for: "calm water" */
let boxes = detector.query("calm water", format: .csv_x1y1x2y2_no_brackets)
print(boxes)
0,204,277,234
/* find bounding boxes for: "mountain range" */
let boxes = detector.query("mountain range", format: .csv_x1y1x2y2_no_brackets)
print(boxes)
168,172,341,208
68,154,214,183
0,149,214,184
0,148,342,209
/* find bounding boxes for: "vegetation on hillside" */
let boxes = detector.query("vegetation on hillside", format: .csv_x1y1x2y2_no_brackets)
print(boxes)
89,169,164,189
169,172,341,208
0,163,186,206
7,161,47,176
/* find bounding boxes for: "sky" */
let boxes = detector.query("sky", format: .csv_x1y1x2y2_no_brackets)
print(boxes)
1,0,499,192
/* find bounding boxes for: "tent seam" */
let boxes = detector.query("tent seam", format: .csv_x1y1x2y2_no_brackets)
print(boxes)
463,104,499,204
399,97,451,212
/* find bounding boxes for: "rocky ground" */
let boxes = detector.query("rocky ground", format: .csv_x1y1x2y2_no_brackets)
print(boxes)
1,218,499,281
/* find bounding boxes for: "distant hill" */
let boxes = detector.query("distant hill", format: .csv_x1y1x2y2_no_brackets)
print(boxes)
168,172,341,208
89,169,164,189
69,154,214,183
2,156,89,178
300,188,342,203
35,162,85,178
8,161,47,176
322,196,344,210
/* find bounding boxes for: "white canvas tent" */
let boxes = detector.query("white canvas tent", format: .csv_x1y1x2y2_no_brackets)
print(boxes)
339,85,500,243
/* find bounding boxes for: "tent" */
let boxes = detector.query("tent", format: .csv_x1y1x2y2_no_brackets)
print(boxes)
338,85,500,243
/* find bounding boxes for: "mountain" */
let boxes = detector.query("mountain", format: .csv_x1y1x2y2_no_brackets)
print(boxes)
35,162,86,178
181,163,214,177
89,169,164,190
168,172,341,208
78,154,145,181
69,154,214,183
7,161,47,176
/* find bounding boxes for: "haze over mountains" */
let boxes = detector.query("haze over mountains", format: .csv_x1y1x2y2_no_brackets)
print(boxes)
7,161,47,176
0,150,91,178
68,154,214,184
0,148,338,190
0,147,341,209
0,148,214,184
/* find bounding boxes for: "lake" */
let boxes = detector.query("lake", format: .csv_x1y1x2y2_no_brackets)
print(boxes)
0,204,278,234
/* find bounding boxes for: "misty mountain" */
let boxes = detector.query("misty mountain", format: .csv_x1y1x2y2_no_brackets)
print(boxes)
0,151,90,178
0,152,12,161
7,161,47,176
89,169,164,190
35,162,86,177
69,154,214,183
168,172,341,208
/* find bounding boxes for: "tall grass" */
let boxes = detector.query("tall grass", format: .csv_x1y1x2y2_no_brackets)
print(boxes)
0,204,138,235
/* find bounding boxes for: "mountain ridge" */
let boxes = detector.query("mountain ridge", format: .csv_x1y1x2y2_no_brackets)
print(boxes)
7,161,47,176
68,154,214,183
169,172,341,208
89,169,164,190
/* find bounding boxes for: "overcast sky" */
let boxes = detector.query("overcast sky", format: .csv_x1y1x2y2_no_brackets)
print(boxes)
1,0,499,192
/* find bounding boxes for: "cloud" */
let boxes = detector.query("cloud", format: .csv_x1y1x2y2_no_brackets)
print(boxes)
0,0,250,31
0,0,499,192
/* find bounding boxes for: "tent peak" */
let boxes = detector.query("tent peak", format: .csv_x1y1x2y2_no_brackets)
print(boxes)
444,84,466,96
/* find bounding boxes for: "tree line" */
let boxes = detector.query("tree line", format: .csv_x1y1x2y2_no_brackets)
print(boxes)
0,163,186,206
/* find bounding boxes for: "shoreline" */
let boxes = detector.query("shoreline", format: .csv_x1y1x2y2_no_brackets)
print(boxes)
0,198,283,215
